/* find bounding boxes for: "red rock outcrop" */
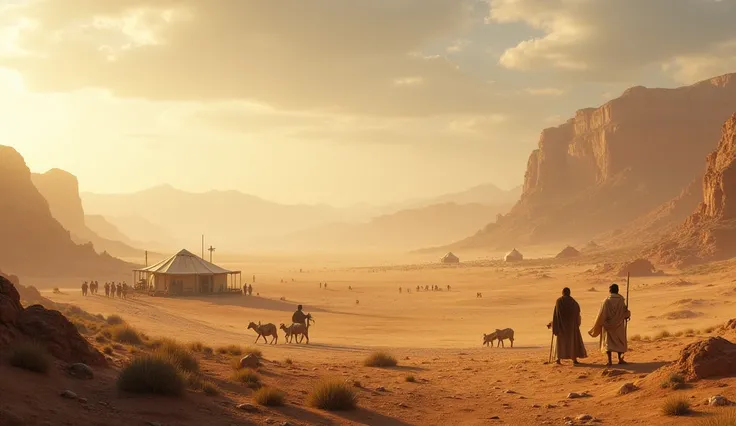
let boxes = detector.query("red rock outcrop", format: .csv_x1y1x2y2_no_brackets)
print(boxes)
0,276,105,365
456,73,736,249
673,337,736,381
649,114,736,265
32,169,144,258
0,145,132,276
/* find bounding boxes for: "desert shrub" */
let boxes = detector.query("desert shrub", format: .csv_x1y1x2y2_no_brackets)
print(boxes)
655,330,672,340
188,341,205,352
705,326,716,334
201,380,220,396
662,397,691,416
233,368,261,389
116,353,185,396
308,379,358,411
253,387,286,406
284,358,293,365
630,334,641,342
95,335,107,343
8,341,51,374
405,375,417,383
697,409,736,425
661,373,686,390
109,324,142,345
106,314,125,325
103,346,114,355
203,346,213,355
364,351,397,367
642,336,652,342
217,344,243,356
684,328,696,336
155,339,199,373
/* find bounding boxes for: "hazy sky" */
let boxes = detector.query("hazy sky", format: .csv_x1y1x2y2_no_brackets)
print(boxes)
1,0,735,206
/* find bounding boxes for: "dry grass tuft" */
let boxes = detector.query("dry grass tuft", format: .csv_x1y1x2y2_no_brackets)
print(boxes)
8,341,51,374
662,397,691,416
364,351,398,368
233,368,262,389
109,324,142,345
308,379,358,411
405,374,417,382
661,373,687,390
697,409,736,425
253,387,286,406
116,353,186,396
106,314,125,325
155,339,199,373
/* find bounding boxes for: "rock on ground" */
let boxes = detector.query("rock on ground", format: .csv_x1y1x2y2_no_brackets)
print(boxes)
672,337,736,381
239,354,260,369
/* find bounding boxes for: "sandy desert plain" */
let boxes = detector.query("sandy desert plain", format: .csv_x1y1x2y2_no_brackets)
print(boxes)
5,248,735,426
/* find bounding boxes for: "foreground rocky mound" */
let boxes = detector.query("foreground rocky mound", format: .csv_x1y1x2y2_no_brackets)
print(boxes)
672,336,736,381
454,73,736,250
0,146,132,276
0,276,105,366
648,113,736,265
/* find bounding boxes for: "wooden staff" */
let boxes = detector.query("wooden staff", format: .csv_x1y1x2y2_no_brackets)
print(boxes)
625,272,631,333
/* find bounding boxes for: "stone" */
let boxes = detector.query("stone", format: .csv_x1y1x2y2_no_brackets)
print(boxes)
145,422,162,426
68,363,94,380
78,398,88,404
567,392,590,399
577,414,593,421
236,403,259,412
60,390,78,399
239,354,260,369
376,386,386,392
618,382,638,395
709,395,731,407
672,337,736,381
601,369,626,377
504,389,516,394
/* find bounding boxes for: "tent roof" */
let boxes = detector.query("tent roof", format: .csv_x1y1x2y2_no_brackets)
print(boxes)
134,249,239,275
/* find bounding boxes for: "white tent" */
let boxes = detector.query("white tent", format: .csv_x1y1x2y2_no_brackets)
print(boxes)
504,248,523,262
441,252,460,264
133,249,242,296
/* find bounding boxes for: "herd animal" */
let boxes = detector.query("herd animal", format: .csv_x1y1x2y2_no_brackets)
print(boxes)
247,322,278,344
249,316,314,345
483,328,515,348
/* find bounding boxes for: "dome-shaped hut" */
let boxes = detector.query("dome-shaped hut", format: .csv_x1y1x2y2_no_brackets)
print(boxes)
504,248,523,262
441,252,460,264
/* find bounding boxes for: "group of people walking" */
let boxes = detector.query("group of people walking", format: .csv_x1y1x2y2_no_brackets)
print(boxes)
81,281,129,299
549,284,631,367
243,284,253,296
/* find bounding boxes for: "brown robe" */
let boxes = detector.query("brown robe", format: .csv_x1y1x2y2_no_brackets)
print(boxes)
552,295,587,360
589,293,630,353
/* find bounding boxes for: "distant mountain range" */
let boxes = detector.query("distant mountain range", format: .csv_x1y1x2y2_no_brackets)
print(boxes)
80,183,519,252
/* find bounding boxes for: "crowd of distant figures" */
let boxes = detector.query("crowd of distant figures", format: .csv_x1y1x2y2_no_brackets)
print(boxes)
81,281,130,299
399,284,451,294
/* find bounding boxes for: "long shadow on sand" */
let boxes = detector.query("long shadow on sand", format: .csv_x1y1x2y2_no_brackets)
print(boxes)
575,361,668,374
185,295,329,313
333,408,414,426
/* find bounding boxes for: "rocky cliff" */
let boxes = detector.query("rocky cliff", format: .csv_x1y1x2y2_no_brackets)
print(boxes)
32,169,144,258
456,73,736,249
648,113,736,265
0,146,132,276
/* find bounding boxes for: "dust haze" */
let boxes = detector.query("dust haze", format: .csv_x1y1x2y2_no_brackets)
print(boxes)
3,1,736,425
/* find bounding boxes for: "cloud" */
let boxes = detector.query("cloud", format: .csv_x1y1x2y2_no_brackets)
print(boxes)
0,0,510,116
524,87,564,96
489,0,736,81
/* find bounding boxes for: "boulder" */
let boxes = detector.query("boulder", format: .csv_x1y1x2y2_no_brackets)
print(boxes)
673,337,736,381
0,276,106,366
239,354,260,369
68,363,94,380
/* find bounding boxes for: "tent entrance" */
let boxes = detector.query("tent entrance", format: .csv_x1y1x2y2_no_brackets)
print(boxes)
198,275,213,294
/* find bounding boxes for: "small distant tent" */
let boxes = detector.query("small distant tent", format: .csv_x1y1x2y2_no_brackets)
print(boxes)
555,246,581,259
441,252,460,264
132,249,242,296
504,248,523,262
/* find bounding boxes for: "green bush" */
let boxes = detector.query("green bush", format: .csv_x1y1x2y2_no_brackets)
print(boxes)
253,387,286,406
308,379,358,411
363,351,397,367
116,353,186,396
8,341,51,374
